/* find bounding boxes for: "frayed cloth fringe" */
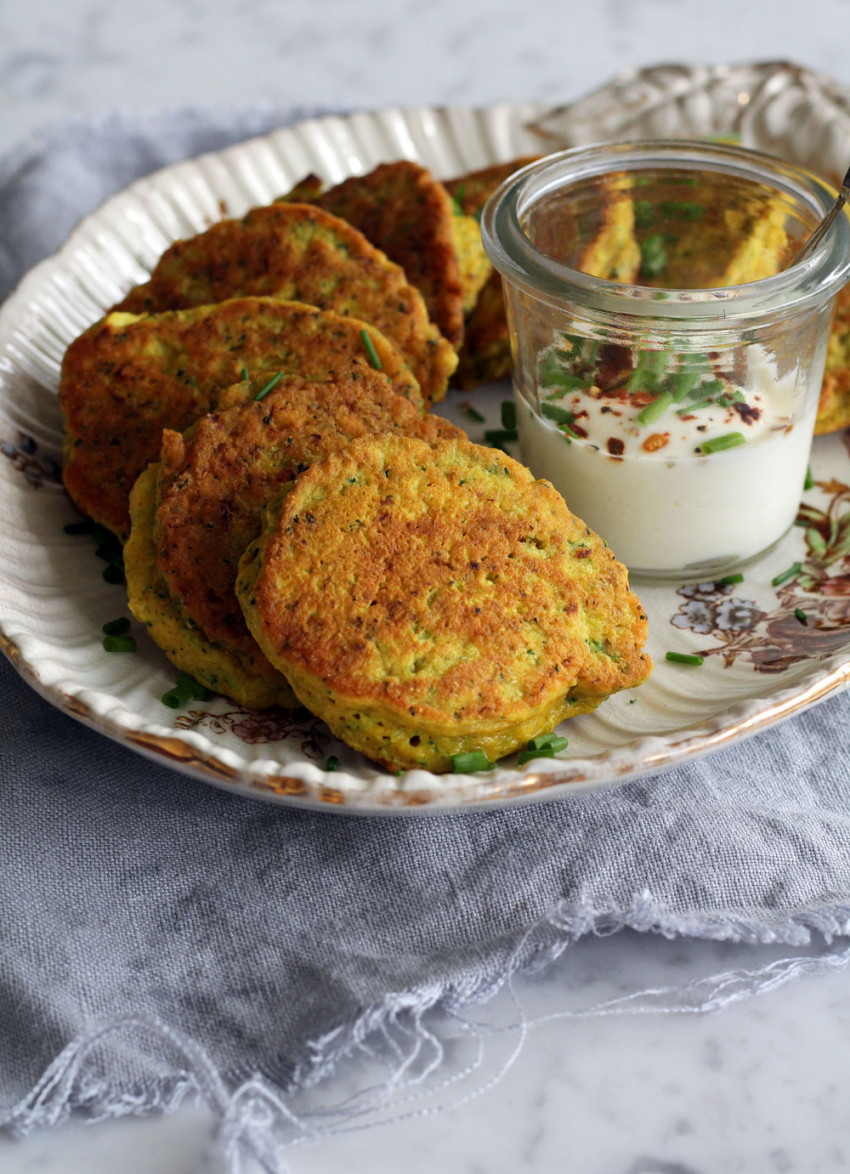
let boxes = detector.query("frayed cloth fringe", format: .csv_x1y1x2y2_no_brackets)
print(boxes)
4,898,850,1173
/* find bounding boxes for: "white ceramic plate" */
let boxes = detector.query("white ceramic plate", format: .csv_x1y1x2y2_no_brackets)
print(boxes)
3,62,850,813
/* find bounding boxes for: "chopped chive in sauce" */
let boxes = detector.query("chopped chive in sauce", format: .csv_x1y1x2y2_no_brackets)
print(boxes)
325,755,340,771
669,371,702,401
716,573,744,586
794,608,808,625
627,349,668,393
665,651,704,666
676,398,717,416
254,371,284,402
102,634,136,653
161,689,184,710
450,750,491,773
501,400,517,430
538,349,590,392
541,402,576,426
771,562,802,587
240,367,249,381
804,465,814,491
464,405,486,424
636,391,673,426
701,378,726,397
699,432,745,454
359,329,383,370
681,352,712,371
102,617,131,636
644,350,669,382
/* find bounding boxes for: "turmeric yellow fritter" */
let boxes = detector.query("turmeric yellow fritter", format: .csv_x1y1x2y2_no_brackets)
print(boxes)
111,202,456,407
278,173,324,202
144,373,465,704
452,273,512,390
61,297,420,537
528,175,642,282
125,463,299,710
449,208,492,319
313,161,473,351
445,157,542,389
817,282,850,435
236,435,652,771
633,187,790,288
444,157,542,220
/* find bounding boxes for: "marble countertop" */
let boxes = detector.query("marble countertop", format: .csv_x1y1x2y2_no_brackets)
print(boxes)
2,1,850,1171
2,931,850,1173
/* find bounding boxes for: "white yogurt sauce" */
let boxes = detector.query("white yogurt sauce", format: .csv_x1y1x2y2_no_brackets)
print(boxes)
517,347,817,574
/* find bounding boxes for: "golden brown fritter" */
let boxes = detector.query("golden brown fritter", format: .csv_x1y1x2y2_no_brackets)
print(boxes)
444,157,541,219
527,174,641,281
817,283,850,435
125,463,299,710
111,202,456,406
61,298,420,537
278,173,324,202
237,434,652,771
452,273,512,389
148,373,465,703
450,208,492,319
313,161,470,350
445,157,542,389
632,184,790,288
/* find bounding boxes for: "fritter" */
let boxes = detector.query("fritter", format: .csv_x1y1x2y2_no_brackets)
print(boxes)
237,434,652,772
278,173,324,202
528,175,641,281
452,273,512,390
111,202,456,406
444,157,541,221
450,209,492,319
125,462,299,710
634,189,789,288
61,297,420,537
576,192,642,282
817,283,850,435
445,158,551,390
141,373,465,705
311,161,481,350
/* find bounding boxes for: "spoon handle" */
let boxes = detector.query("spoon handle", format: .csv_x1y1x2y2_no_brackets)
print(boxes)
791,164,850,266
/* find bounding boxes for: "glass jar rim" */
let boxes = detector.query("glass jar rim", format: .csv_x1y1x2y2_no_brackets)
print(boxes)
480,139,850,325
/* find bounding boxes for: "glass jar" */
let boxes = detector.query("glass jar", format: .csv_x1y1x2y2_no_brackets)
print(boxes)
480,140,850,581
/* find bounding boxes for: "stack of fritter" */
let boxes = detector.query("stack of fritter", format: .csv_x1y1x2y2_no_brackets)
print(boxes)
59,158,653,772
238,434,652,772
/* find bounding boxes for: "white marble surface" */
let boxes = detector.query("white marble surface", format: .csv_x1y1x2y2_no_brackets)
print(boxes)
3,1,850,1171
1,932,850,1174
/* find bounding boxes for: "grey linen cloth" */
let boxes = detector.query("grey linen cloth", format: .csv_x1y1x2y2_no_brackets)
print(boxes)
2,111,850,1160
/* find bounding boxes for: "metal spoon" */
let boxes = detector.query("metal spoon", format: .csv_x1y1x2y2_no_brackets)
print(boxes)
790,163,850,266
